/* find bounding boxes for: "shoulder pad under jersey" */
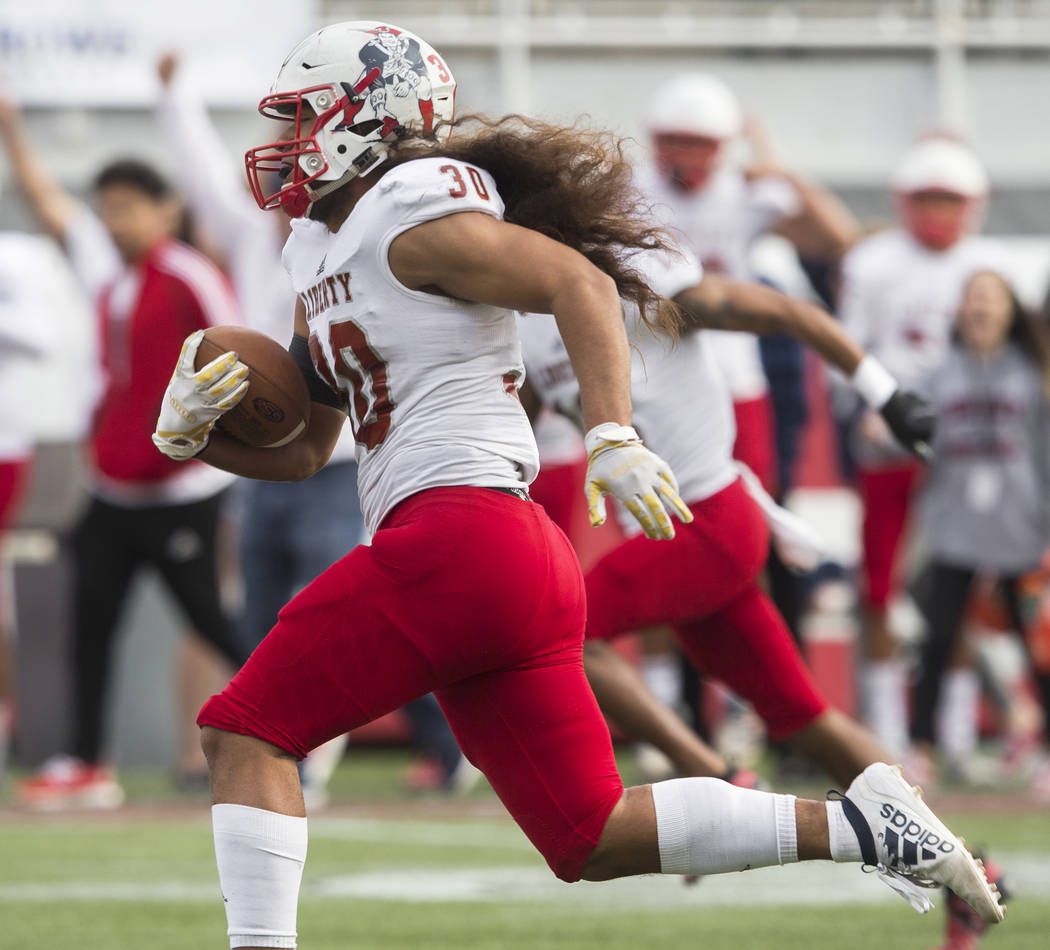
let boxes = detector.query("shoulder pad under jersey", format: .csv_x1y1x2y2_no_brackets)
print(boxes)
373,157,505,227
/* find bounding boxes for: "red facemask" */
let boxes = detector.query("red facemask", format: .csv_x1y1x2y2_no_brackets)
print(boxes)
896,192,980,251
244,72,380,217
652,135,723,193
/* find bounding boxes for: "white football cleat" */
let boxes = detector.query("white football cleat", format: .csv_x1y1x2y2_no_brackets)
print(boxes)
835,763,1005,924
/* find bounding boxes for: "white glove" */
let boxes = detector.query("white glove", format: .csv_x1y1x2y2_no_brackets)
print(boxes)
152,330,248,460
584,422,693,540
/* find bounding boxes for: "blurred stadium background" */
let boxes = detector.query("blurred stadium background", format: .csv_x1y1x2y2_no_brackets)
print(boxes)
2,2,1050,948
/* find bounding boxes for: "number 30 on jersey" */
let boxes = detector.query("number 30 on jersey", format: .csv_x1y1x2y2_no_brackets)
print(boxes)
309,320,394,450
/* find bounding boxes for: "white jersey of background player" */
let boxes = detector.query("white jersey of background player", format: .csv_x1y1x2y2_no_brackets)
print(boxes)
839,140,1011,465
282,156,538,536
637,74,797,404
520,246,738,507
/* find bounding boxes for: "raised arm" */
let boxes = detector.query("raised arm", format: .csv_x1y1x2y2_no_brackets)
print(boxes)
0,96,121,298
0,97,80,241
772,171,859,262
743,117,859,262
155,53,260,253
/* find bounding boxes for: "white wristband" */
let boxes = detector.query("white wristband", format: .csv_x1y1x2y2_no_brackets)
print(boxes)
851,355,898,409
584,422,639,454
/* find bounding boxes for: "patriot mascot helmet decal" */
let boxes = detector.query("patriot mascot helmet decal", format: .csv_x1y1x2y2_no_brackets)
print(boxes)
244,21,457,217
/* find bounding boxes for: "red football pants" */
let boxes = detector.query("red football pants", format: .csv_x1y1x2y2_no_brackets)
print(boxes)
529,458,586,537
584,478,827,739
732,394,778,494
857,462,922,609
199,487,622,881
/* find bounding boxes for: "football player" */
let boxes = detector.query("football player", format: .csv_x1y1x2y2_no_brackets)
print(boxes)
519,242,932,792
152,22,1003,949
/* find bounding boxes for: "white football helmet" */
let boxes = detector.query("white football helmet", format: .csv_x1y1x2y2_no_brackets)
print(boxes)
891,138,988,249
647,73,742,141
891,138,989,198
245,21,457,216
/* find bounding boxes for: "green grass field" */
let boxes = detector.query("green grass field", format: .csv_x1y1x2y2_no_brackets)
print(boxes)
2,749,1048,950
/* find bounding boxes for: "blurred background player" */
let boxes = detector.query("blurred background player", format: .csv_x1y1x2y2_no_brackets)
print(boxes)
0,226,54,779
634,73,860,759
0,99,247,808
519,242,935,792
910,269,1050,795
639,71,859,494
520,246,1007,949
152,23,1004,945
154,53,475,804
836,137,1010,760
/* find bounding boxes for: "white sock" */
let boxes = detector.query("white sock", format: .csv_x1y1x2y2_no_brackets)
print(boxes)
861,660,909,759
641,653,682,710
826,800,864,862
937,668,980,766
651,777,798,874
212,804,308,949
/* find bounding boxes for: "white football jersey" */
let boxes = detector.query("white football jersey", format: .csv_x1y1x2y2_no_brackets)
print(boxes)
838,229,1012,390
283,157,538,535
519,245,738,506
636,164,795,402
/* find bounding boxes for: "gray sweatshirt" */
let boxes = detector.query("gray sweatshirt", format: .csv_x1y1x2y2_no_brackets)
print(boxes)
918,343,1050,574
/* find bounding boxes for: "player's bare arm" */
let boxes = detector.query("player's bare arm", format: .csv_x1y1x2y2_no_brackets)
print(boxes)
742,116,858,260
773,172,859,261
389,210,632,433
675,274,935,459
198,300,347,481
201,403,345,481
0,96,81,240
674,274,864,374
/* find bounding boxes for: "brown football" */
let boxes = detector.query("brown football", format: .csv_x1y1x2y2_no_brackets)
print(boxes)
194,325,310,448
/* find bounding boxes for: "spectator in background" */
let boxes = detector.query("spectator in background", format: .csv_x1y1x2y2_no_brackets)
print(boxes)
0,98,246,808
836,137,1010,761
155,55,476,803
910,270,1050,796
0,228,55,778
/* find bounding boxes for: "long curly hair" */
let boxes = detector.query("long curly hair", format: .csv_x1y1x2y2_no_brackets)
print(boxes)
388,114,683,338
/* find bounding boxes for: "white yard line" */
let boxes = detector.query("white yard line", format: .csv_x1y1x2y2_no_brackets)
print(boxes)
2,853,1048,907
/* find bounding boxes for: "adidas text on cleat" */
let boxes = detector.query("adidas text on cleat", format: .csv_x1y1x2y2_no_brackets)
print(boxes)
835,763,1005,924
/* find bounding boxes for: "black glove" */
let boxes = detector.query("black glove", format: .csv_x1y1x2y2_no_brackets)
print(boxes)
880,389,936,461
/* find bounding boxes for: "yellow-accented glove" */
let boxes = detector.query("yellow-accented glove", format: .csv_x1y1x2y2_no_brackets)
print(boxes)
152,330,248,460
584,422,693,540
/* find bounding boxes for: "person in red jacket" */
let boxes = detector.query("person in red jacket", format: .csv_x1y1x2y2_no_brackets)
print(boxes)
0,98,246,808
